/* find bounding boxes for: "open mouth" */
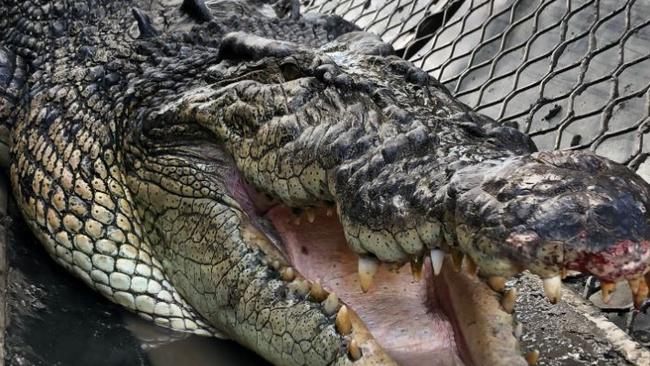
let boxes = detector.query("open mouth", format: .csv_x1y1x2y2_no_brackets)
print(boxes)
231,175,526,366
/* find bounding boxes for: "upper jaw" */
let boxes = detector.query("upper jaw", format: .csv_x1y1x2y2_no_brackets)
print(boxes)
451,150,650,304
263,205,527,366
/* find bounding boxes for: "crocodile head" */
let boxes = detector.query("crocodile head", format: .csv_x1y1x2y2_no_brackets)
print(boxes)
5,1,650,366
118,27,650,365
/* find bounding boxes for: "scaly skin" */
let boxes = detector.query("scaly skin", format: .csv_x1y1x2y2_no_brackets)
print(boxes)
1,0,650,365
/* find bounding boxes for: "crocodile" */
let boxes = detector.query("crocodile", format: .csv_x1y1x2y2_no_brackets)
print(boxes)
1,0,650,365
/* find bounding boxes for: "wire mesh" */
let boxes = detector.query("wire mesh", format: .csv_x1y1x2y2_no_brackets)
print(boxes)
303,0,650,182
302,0,452,51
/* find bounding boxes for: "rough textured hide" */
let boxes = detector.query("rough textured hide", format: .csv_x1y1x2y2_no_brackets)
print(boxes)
2,1,650,365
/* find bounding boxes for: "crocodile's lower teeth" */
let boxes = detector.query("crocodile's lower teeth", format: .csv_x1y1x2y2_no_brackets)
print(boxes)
542,275,562,304
488,276,507,292
502,288,517,314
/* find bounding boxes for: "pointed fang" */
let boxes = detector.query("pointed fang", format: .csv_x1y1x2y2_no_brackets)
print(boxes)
281,267,295,282
450,249,463,272
410,256,424,281
348,339,362,360
633,278,649,309
430,249,444,276
358,256,379,293
514,322,523,339
335,305,352,335
463,255,478,277
502,288,517,314
601,282,616,304
543,275,562,304
323,292,340,315
629,277,641,294
488,276,506,293
526,350,540,365
305,208,315,223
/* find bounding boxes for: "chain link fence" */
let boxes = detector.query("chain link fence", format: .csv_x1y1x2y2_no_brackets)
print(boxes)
304,0,650,182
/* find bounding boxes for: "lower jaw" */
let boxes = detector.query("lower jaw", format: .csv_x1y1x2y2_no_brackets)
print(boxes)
266,205,526,366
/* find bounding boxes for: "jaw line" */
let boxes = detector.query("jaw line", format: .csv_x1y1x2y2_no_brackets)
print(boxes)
263,205,526,366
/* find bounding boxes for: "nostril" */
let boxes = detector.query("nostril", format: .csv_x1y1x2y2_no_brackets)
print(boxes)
279,59,303,81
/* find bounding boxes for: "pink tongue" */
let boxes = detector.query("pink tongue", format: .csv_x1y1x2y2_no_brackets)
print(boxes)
267,206,464,366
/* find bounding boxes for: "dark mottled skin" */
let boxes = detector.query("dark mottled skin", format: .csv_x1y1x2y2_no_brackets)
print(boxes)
1,0,650,365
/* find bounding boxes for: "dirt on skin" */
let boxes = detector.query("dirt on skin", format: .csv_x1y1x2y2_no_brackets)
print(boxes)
513,272,633,366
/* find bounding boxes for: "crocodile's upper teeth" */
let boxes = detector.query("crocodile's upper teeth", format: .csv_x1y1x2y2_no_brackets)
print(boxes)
358,256,379,293
310,281,328,301
292,216,301,226
601,281,616,304
463,255,478,277
628,277,648,309
430,249,444,276
305,208,315,223
542,275,562,304
629,277,641,294
410,256,424,281
450,249,463,272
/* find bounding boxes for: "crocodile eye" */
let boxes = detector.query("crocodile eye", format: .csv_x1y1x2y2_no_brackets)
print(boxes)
279,59,302,81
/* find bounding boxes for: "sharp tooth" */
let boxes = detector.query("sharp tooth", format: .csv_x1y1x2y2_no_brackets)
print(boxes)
271,260,281,271
310,281,329,302
281,267,295,282
305,208,315,223
292,216,301,226
410,256,424,281
323,292,340,315
326,207,334,217
487,276,506,293
601,282,616,304
348,339,362,360
632,278,649,309
335,305,352,335
450,249,463,272
501,288,517,314
628,277,641,293
514,321,523,339
430,249,444,276
463,255,478,277
358,256,379,293
288,279,310,296
525,350,539,365
543,275,562,304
